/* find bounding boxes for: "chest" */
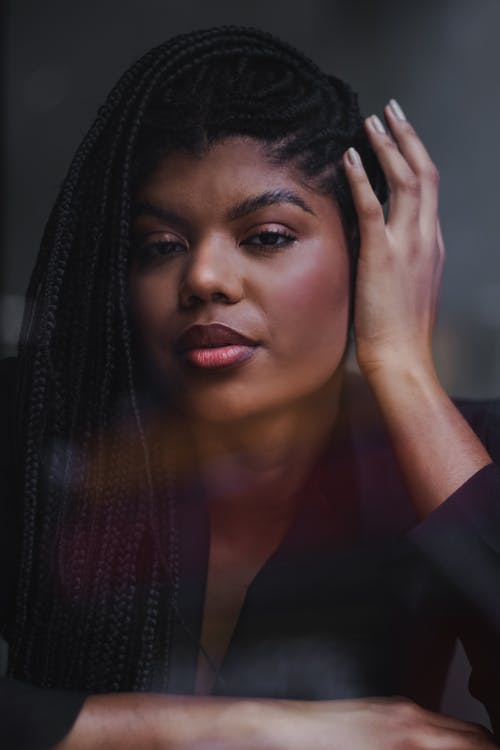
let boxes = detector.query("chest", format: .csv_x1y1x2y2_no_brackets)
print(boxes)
193,529,285,695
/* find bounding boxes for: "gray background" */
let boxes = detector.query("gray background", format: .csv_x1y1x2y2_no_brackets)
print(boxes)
2,0,499,727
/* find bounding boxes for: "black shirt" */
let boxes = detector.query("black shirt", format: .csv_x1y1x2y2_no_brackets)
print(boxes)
1,356,500,747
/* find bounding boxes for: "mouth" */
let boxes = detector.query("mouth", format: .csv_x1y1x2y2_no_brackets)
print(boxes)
174,323,259,371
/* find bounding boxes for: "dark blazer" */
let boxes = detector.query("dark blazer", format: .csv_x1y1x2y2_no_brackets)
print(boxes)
1,356,500,748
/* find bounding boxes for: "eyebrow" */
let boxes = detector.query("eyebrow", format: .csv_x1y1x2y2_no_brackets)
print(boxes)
225,189,316,221
132,188,316,227
131,202,189,231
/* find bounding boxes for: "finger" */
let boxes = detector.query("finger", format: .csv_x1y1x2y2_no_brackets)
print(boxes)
364,114,421,231
393,701,495,747
383,99,440,223
427,714,492,736
342,147,386,248
436,217,446,261
428,727,497,750
384,99,438,180
427,713,496,750
401,701,481,735
430,218,445,329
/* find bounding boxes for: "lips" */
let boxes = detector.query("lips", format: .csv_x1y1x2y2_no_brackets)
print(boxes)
174,323,258,353
174,323,259,371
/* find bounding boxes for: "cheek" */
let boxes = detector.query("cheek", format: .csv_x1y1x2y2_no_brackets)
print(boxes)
128,275,172,346
266,245,350,357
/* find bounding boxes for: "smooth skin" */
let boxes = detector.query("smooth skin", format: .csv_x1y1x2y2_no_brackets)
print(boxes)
346,101,492,517
55,101,497,749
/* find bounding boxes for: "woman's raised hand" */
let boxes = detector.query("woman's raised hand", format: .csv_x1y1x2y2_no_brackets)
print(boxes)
343,99,445,380
342,99,492,516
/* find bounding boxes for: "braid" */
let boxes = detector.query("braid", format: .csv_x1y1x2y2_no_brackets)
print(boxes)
8,25,386,691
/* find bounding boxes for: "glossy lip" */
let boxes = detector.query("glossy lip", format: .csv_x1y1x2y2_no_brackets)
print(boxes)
174,323,260,372
174,323,258,353
183,344,258,370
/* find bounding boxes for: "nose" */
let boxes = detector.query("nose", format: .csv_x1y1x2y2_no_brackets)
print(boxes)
179,235,244,308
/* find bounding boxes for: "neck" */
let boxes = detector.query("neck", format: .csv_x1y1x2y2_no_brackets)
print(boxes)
156,369,345,538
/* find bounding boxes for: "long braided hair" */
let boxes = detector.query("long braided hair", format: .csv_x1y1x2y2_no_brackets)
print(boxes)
7,25,387,692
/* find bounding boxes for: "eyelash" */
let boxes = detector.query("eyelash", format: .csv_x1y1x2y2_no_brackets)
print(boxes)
242,229,297,250
135,229,297,262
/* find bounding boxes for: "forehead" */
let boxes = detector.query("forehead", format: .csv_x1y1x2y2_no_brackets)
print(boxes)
133,136,338,220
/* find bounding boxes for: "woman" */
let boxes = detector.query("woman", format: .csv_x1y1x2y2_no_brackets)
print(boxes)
1,25,499,749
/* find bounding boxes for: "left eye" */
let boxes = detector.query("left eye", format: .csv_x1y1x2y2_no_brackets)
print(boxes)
243,231,296,249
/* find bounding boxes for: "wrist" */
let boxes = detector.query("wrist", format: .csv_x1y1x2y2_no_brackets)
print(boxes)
358,351,441,398
357,351,492,517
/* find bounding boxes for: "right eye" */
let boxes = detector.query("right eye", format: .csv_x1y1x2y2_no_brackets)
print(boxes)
135,239,186,262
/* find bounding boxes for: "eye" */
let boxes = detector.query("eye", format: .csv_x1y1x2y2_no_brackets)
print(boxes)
134,238,186,264
242,229,296,251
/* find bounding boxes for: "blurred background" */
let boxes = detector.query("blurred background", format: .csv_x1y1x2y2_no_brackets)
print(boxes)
1,0,499,727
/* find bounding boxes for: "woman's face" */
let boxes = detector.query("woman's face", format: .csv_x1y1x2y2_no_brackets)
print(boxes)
129,136,351,423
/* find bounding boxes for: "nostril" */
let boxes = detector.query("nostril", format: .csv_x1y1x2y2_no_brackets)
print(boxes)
179,267,243,307
212,291,229,302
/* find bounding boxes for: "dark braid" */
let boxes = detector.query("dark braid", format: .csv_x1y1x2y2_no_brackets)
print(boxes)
8,26,387,691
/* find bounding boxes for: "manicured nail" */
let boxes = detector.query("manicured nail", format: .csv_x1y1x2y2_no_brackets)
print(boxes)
370,114,386,134
347,147,362,167
389,98,406,121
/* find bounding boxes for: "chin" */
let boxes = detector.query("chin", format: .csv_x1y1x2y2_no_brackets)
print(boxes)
175,381,326,427
177,394,272,425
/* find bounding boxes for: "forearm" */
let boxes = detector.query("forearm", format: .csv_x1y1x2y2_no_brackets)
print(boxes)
53,692,277,750
364,360,493,518
26,688,500,750
56,694,496,750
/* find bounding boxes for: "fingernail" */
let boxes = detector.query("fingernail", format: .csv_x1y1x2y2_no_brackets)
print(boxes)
370,114,386,134
347,147,362,167
389,98,406,121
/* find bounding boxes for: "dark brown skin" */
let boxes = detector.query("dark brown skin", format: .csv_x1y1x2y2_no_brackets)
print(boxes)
129,135,352,691
346,104,491,517
55,102,496,748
